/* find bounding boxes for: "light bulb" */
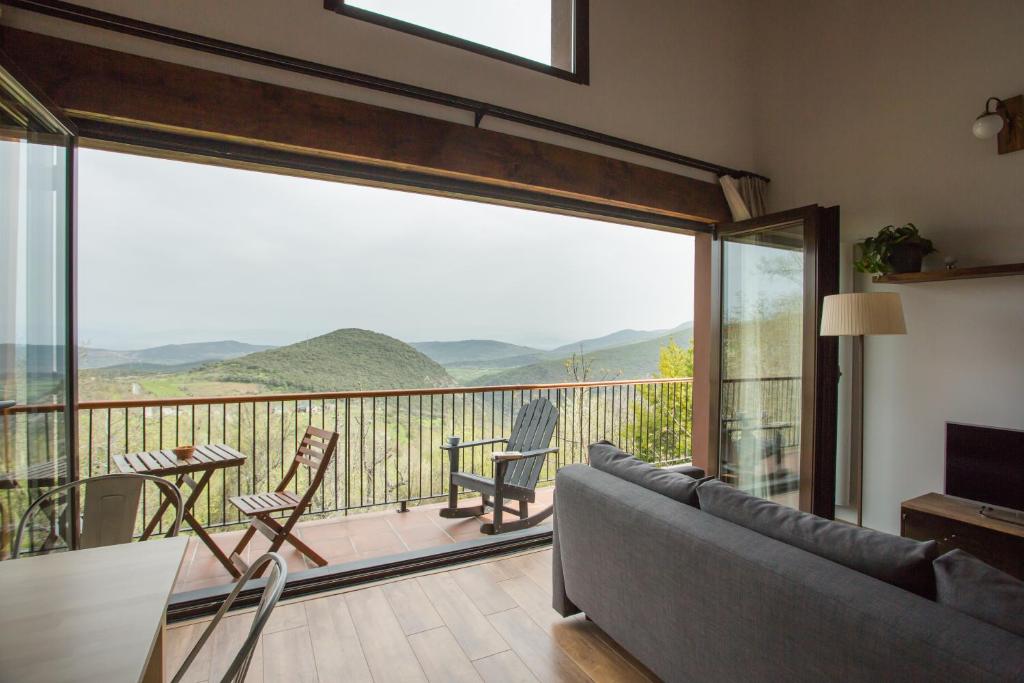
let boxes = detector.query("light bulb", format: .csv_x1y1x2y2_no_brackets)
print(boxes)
973,112,1004,140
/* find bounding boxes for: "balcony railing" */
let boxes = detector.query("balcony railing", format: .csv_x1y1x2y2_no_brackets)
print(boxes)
2,376,800,539
4,379,692,535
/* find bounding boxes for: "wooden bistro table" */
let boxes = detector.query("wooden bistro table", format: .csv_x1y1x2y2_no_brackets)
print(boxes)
0,536,188,683
113,444,247,577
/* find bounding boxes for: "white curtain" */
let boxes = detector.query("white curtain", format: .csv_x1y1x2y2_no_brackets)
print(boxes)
719,175,768,222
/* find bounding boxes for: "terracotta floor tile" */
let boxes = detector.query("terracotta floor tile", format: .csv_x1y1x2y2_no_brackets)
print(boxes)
349,530,405,554
402,533,460,551
305,537,358,564
172,488,560,594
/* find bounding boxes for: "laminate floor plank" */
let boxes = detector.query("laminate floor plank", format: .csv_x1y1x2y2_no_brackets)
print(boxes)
165,620,213,683
417,572,509,661
487,607,590,683
473,650,541,683
451,564,518,615
408,626,484,683
346,586,428,683
209,612,264,683
500,575,650,683
382,578,445,635
262,625,318,682
165,549,637,683
305,593,374,683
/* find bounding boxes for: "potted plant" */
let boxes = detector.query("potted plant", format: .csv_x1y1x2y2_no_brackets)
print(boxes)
854,223,936,275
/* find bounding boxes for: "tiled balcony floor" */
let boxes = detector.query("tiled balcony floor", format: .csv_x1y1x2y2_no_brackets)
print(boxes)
174,486,555,593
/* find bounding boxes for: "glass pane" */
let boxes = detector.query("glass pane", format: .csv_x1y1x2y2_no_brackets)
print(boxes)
719,221,803,507
0,70,72,558
348,0,554,65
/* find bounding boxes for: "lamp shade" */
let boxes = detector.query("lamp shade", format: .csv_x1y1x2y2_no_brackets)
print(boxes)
820,293,906,336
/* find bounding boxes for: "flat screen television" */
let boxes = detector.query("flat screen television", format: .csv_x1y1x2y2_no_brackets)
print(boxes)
945,422,1024,512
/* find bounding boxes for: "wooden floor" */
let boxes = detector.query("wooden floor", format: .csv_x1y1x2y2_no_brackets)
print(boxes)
165,548,658,683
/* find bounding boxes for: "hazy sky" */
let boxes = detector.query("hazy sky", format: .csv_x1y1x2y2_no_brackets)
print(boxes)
78,149,694,350
349,0,551,64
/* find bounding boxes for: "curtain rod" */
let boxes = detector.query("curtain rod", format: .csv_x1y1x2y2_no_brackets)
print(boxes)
4,0,770,183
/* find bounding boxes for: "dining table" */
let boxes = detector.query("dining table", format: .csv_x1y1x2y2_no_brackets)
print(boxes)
0,536,188,682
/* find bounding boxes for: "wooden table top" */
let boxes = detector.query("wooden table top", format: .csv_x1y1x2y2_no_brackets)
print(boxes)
0,537,188,682
113,443,246,477
902,492,1024,539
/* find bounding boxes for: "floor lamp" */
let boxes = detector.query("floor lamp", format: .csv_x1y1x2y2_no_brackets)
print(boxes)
820,292,906,526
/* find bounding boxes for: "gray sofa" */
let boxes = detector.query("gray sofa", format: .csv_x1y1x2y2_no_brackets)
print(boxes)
552,464,1024,682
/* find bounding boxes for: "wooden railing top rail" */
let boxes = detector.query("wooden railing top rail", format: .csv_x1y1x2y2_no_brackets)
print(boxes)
3,377,696,414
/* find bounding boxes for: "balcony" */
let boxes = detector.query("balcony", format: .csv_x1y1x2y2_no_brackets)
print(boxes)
3,376,800,592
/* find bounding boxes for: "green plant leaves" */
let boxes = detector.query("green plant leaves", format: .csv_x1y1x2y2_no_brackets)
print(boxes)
854,222,936,275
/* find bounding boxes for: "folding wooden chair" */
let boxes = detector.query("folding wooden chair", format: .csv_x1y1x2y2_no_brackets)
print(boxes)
228,426,339,576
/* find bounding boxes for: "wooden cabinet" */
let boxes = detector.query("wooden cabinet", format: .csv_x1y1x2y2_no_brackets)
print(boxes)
901,493,1024,580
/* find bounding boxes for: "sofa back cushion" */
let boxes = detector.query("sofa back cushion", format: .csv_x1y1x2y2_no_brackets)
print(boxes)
934,549,1024,636
697,480,939,598
588,441,700,507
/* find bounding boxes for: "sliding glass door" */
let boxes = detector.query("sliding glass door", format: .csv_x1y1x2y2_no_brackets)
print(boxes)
0,53,76,556
711,206,839,516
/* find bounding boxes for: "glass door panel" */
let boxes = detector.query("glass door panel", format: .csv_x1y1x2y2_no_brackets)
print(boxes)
719,221,804,507
0,56,75,557
712,206,839,515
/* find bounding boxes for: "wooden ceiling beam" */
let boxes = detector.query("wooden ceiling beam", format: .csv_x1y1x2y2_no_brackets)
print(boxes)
1,27,729,224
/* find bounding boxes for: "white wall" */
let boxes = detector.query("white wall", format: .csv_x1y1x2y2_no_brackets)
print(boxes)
751,0,1024,532
0,0,757,182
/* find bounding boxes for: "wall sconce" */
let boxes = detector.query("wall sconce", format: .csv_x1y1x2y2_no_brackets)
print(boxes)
972,95,1024,154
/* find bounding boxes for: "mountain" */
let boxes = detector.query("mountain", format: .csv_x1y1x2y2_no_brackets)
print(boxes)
411,340,543,367
197,329,454,392
79,340,274,369
548,322,692,357
470,325,693,386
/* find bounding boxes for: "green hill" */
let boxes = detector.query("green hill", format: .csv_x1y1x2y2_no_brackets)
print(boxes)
411,339,543,367
196,329,454,392
471,325,693,386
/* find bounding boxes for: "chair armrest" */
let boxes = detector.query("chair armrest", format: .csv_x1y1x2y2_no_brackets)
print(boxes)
440,437,507,450
491,447,557,462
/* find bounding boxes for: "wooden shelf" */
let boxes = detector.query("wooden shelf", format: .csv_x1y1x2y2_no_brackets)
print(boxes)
873,263,1024,284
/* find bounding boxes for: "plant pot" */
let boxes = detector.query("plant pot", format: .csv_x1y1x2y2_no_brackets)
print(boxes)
888,242,927,273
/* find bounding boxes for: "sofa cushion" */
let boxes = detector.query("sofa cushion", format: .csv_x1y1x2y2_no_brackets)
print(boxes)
588,441,700,507
697,479,939,598
934,549,1024,636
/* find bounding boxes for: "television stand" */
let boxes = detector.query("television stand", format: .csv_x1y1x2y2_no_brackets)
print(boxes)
979,504,1024,527
901,492,1024,580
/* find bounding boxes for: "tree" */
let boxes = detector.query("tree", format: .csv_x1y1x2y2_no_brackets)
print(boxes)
621,337,694,462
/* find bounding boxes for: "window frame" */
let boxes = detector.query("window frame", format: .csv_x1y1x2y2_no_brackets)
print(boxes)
324,0,590,84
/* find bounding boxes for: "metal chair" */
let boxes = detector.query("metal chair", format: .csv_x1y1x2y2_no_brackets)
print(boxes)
171,552,287,683
12,472,183,558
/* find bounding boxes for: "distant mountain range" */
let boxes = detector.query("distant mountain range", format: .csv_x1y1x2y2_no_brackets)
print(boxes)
548,322,692,356
469,324,693,386
410,340,543,367
71,322,694,400
79,340,274,369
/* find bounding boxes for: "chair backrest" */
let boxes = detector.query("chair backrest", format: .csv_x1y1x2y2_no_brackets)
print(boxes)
172,552,287,683
12,473,183,558
503,397,559,490
276,426,340,499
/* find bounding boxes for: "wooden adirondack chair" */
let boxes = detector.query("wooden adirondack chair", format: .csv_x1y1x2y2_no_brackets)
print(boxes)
228,425,339,576
440,397,559,534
